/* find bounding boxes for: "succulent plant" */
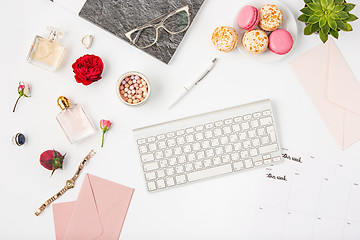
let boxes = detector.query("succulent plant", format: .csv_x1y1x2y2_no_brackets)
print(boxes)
298,0,358,43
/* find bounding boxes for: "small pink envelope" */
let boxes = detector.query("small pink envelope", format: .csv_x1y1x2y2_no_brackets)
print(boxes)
53,174,134,240
289,39,360,150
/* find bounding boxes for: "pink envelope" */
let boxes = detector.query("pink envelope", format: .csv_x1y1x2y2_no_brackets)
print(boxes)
53,174,134,240
289,39,360,150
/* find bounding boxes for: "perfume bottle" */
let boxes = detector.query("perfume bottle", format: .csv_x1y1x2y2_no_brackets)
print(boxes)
56,96,95,144
27,27,65,72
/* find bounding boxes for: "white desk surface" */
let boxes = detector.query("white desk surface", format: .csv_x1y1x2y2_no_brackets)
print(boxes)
1,0,360,239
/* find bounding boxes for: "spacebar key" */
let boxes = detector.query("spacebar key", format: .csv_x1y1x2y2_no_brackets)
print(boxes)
187,164,233,182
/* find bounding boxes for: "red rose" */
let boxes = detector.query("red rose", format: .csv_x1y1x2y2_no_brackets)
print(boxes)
72,54,104,86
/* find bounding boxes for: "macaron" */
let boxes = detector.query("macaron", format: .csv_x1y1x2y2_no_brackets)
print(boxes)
242,29,268,54
211,26,238,52
259,4,283,31
237,5,260,31
269,29,293,55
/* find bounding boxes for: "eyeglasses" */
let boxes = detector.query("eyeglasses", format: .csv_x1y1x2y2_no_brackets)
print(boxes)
125,5,190,49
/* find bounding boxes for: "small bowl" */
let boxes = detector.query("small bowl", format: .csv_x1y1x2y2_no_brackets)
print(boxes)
116,71,151,106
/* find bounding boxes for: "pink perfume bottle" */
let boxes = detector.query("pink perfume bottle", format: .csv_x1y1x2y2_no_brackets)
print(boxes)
56,96,95,144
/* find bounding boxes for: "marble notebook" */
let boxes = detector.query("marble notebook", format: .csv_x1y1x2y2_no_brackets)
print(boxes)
52,0,205,64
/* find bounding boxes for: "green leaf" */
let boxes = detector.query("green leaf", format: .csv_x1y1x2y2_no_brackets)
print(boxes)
332,5,345,12
301,7,315,16
304,0,313,3
343,3,356,12
336,20,346,30
320,0,328,8
344,22,353,31
328,17,338,29
312,0,321,4
338,11,349,19
319,16,327,27
321,23,330,34
347,13,359,22
314,10,324,16
330,12,340,19
311,22,320,32
327,2,335,11
307,2,323,11
330,29,339,39
304,24,314,35
298,14,310,22
319,30,329,42
308,15,321,23
334,0,344,4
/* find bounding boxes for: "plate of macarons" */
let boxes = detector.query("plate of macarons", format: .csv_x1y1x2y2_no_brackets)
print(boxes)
233,0,297,63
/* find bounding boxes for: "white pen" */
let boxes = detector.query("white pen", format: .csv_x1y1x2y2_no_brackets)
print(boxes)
168,58,217,108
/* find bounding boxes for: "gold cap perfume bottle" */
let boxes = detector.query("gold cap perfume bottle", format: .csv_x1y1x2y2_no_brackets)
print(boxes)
27,27,65,72
56,96,95,144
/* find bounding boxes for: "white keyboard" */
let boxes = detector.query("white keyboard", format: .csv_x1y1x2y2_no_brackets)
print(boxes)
133,99,283,192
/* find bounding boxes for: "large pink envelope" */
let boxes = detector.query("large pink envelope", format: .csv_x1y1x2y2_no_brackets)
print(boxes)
53,174,134,240
289,39,360,150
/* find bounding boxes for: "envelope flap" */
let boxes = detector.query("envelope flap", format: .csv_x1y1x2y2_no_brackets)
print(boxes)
88,174,134,240
63,174,103,240
327,39,360,116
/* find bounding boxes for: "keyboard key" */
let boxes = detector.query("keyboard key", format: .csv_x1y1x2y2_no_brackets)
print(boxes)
214,128,222,136
176,136,185,145
156,179,166,189
250,120,259,128
243,141,251,149
231,153,240,161
147,182,157,191
257,127,266,136
175,175,187,184
224,118,233,125
213,157,221,165
158,141,166,149
145,172,156,181
164,149,173,157
233,116,242,122
143,162,159,172
229,134,238,142
195,133,204,141
177,156,186,164
203,159,212,168
211,139,220,147
232,124,241,132
262,110,271,116
137,138,146,145
183,145,192,153
187,153,196,162
239,132,247,140
141,153,154,163
166,167,175,176
196,151,205,160
185,163,194,172
222,154,230,163
233,161,244,171
176,130,185,136
244,159,254,168
167,139,176,147
176,165,184,174
253,112,261,118
194,161,203,170
241,122,250,130
260,117,273,126
159,160,168,168
224,145,233,153
202,140,210,148
157,134,166,140
243,114,252,121
157,169,165,178
185,127,195,134
166,132,175,138
262,154,271,160
154,151,164,160
174,147,182,155
264,159,272,164
259,144,279,154
204,131,213,139
185,134,195,143
220,136,229,144
205,123,214,129
138,145,148,154
195,125,204,131
223,126,232,134
214,121,223,127
266,126,277,142
205,149,215,158
169,158,177,166
215,147,224,155
240,151,249,159
249,148,258,157
252,138,260,147
254,161,263,167
248,130,256,138
233,143,242,151
148,143,157,152
166,177,175,187
147,136,156,142
187,164,233,182
192,142,201,151
273,156,281,162
261,136,270,145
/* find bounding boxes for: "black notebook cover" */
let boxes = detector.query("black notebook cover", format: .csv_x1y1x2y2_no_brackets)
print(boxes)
78,0,205,64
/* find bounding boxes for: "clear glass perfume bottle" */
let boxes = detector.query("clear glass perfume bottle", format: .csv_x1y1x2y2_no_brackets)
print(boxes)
27,27,65,72
56,96,95,144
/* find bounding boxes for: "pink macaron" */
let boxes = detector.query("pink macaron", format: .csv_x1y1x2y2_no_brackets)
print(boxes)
269,29,293,55
237,5,260,31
